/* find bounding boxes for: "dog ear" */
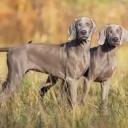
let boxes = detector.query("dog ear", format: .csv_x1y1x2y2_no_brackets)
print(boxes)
91,19,96,32
68,19,77,41
87,19,96,42
98,25,108,45
121,26,128,43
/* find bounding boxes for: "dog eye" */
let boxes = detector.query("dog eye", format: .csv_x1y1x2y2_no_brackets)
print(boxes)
116,29,120,33
86,23,90,27
109,30,113,34
78,23,82,26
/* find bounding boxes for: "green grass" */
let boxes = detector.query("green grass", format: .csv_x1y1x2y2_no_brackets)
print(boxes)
0,46,128,128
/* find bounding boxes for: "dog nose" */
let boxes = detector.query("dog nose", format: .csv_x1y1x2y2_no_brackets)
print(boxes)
112,37,119,42
80,30,87,35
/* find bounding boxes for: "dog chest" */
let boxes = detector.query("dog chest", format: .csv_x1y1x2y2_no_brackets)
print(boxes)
66,49,90,78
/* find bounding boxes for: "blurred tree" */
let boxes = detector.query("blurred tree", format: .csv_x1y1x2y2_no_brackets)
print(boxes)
0,0,128,45
31,0,43,36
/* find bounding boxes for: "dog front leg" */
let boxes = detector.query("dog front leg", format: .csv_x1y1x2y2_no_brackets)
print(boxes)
66,79,78,107
81,77,90,105
100,80,110,114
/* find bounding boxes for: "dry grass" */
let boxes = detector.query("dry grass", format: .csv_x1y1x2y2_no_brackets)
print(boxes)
0,44,128,128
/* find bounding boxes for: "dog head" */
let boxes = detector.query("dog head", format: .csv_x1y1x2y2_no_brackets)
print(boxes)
98,24,128,47
68,17,96,42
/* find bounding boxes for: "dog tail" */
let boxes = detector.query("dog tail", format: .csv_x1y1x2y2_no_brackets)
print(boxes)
0,47,10,52
28,40,32,44
0,40,32,52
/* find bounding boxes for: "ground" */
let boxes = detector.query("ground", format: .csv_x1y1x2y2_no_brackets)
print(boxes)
0,45,128,128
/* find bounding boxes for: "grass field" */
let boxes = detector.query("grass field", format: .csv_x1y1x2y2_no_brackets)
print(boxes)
0,44,128,128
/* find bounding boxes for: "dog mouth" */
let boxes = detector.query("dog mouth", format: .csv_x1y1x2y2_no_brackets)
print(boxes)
109,41,120,47
79,35,88,41
78,30,88,40
108,37,120,47
111,37,120,43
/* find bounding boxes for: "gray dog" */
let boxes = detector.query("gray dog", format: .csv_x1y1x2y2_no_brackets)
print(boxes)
83,24,128,110
40,24,128,110
0,17,96,106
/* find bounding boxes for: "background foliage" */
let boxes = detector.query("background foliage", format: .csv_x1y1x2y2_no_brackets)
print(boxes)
0,0,128,44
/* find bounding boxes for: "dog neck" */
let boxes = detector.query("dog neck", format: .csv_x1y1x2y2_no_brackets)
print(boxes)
68,39,90,47
101,39,117,52
79,39,91,51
